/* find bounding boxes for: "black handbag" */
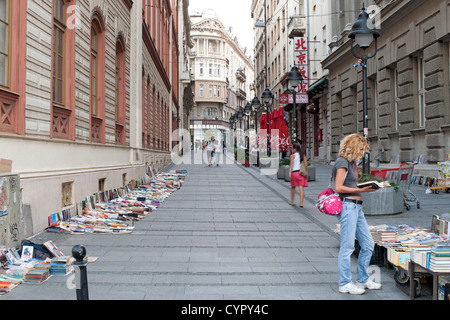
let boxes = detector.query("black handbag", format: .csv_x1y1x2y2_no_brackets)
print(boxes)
20,240,54,260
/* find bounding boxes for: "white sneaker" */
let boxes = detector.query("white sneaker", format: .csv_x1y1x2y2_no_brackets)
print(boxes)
339,282,366,295
356,279,382,290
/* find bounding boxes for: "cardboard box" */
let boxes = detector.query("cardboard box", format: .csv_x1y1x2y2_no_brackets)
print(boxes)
0,159,12,173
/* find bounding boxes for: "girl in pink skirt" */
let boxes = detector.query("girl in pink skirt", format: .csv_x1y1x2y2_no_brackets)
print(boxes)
289,143,308,207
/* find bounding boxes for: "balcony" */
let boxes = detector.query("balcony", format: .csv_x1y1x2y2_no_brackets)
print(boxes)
287,15,306,39
237,88,247,100
236,68,246,82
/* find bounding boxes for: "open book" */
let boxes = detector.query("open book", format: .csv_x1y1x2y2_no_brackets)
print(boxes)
357,181,391,189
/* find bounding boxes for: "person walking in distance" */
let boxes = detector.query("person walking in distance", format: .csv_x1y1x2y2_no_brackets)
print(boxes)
214,139,221,166
333,133,381,295
195,140,200,153
289,143,308,207
206,137,214,166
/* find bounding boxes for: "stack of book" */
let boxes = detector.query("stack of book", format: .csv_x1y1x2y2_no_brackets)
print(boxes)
49,257,74,275
0,274,22,295
429,247,450,272
23,263,51,284
378,230,397,244
387,247,410,267
411,247,431,268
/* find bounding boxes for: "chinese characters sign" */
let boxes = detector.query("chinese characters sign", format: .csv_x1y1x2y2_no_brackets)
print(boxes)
293,37,309,94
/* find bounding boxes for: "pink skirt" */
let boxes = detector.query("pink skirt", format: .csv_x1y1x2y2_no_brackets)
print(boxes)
291,172,308,187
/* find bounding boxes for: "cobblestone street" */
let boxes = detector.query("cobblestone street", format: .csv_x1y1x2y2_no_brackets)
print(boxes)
5,151,449,302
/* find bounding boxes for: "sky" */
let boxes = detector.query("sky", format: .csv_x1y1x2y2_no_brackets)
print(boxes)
188,0,254,53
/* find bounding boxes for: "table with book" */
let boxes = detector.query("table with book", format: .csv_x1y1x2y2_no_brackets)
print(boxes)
335,214,450,300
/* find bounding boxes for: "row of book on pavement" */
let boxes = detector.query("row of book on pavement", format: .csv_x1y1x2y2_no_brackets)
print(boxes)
1,169,187,296
44,170,186,234
0,240,76,295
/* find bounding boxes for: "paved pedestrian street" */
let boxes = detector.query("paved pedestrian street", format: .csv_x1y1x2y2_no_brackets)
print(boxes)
3,154,449,302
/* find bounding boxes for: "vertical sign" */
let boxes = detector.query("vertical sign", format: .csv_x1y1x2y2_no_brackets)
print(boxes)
293,37,309,94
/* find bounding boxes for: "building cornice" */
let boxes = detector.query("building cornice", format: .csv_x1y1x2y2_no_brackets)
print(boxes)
122,0,133,10
142,23,172,92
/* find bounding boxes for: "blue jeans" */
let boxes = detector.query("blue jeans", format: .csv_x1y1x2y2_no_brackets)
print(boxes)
337,202,374,286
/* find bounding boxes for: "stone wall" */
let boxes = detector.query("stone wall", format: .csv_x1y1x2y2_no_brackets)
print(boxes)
323,0,450,163
0,174,32,248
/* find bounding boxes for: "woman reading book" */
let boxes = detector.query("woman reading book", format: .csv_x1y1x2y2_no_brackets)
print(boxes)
332,133,381,295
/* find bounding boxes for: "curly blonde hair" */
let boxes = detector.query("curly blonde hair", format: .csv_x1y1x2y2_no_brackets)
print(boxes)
338,134,369,162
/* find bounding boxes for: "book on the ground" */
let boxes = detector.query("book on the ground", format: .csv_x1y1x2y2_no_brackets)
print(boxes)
43,241,64,258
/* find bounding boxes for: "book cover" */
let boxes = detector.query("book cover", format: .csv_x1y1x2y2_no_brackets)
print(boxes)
21,246,34,260
48,213,60,227
43,241,64,258
431,215,440,234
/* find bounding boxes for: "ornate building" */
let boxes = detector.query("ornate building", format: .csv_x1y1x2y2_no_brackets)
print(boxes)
189,9,254,145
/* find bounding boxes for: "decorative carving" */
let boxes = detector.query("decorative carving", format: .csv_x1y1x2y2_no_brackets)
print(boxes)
115,123,124,145
91,117,102,143
0,102,13,127
62,182,73,207
52,107,71,138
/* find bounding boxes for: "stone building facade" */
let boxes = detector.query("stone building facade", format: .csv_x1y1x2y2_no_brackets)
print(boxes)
0,0,183,235
251,0,331,161
322,0,450,167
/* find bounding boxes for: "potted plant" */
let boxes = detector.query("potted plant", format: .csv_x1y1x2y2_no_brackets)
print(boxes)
259,155,279,175
359,173,403,215
278,158,290,179
307,162,316,182
245,153,250,167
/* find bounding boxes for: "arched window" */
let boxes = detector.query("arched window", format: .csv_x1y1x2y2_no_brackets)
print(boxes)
91,26,98,116
90,10,105,143
52,0,77,140
0,0,26,135
115,36,126,145
53,0,65,105
0,0,11,88
152,86,156,149
146,77,151,149
141,68,146,148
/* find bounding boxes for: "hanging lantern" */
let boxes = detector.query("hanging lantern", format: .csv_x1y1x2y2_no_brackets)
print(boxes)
306,104,319,114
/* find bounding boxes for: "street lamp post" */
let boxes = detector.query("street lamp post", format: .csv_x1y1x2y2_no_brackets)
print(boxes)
230,114,237,161
251,96,261,140
261,88,274,156
237,108,244,161
349,6,380,175
244,102,253,167
251,96,262,166
229,114,235,164
286,66,304,143
244,102,252,147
